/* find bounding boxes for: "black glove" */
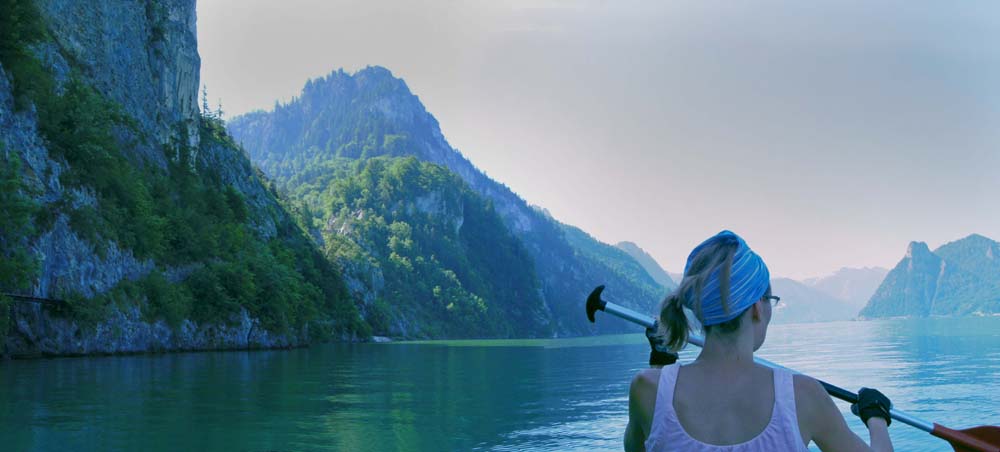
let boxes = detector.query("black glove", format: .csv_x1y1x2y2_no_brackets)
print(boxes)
645,324,678,366
851,387,892,427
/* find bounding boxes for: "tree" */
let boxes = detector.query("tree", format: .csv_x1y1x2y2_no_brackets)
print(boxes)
201,84,211,118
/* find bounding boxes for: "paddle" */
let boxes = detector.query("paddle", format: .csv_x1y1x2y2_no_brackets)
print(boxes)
586,285,1000,452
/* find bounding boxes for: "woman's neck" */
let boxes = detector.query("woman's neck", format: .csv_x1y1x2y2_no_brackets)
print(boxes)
693,327,756,370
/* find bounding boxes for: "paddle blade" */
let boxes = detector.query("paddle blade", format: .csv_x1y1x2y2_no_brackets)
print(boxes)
932,423,1000,452
586,285,606,323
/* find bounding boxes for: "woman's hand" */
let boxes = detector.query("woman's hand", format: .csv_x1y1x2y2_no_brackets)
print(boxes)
851,387,893,427
645,325,678,366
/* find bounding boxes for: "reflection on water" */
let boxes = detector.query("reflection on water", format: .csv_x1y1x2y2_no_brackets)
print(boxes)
1,318,999,451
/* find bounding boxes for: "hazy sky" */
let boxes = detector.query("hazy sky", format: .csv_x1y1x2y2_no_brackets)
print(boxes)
198,1,1000,279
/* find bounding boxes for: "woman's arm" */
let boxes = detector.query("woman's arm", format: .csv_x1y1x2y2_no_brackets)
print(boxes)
865,418,892,452
625,370,657,452
796,375,893,452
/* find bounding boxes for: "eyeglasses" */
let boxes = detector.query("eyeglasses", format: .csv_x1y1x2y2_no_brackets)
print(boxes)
763,295,781,306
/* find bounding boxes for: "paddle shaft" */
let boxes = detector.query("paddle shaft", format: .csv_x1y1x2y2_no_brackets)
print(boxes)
596,299,935,433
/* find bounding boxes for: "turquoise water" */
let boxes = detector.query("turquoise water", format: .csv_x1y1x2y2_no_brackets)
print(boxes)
1,317,999,451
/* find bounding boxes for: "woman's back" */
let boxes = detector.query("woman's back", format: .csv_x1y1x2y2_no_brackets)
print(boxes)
638,363,809,451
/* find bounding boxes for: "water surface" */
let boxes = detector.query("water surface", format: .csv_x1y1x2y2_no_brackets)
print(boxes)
1,317,998,451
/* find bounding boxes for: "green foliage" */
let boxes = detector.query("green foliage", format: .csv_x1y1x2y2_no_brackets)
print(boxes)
0,6,365,341
0,151,39,293
0,0,49,110
561,224,667,299
309,157,547,338
56,290,110,331
139,271,191,328
0,294,10,336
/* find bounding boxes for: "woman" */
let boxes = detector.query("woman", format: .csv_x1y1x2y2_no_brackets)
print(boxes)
625,231,894,452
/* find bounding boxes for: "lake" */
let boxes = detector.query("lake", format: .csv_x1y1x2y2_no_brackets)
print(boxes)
1,317,999,451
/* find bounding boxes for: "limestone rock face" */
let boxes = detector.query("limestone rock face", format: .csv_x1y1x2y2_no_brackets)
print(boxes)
37,0,201,163
9,303,300,358
2,1,344,358
860,235,1000,318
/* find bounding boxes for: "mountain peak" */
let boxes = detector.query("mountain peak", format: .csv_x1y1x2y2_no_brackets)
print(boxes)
302,66,413,99
953,233,995,248
906,241,931,258
355,65,395,78
862,233,1000,318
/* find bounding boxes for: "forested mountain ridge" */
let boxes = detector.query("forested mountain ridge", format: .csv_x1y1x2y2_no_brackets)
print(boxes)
290,156,551,338
229,66,666,336
860,234,1000,318
0,0,365,357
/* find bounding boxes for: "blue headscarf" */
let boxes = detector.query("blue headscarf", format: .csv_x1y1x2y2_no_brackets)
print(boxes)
682,230,770,326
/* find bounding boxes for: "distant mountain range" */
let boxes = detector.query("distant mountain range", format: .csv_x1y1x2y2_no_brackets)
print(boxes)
803,267,889,311
860,234,1000,318
621,246,873,324
770,278,857,323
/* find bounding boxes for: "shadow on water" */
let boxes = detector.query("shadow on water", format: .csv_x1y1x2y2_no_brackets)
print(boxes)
1,317,998,451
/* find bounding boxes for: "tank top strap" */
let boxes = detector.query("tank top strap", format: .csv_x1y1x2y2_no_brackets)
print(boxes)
656,363,680,408
645,364,680,446
771,368,807,449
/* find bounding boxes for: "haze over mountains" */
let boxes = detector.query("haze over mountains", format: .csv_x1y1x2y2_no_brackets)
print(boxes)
616,242,677,291
621,243,878,323
805,267,889,311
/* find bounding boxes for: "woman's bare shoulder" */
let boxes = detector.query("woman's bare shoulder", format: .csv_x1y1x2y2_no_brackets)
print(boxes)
792,372,844,435
632,367,661,387
629,368,662,406
629,367,663,431
792,373,829,403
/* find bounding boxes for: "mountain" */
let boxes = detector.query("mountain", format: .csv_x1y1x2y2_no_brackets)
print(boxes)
860,234,1000,318
1,0,365,357
228,67,665,336
803,267,889,311
615,241,676,293
770,278,857,323
293,156,550,338
559,228,669,301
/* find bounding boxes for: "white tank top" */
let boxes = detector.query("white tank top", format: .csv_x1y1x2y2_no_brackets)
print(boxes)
644,364,810,452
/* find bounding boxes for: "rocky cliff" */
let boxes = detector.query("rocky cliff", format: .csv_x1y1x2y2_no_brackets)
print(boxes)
860,235,1000,318
1,0,363,358
37,0,201,163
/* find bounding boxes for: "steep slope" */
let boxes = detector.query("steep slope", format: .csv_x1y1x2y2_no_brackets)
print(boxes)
615,241,677,292
0,0,364,357
559,226,668,301
926,234,1000,315
294,156,550,338
860,235,1000,318
769,278,857,323
803,267,889,311
228,67,664,336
